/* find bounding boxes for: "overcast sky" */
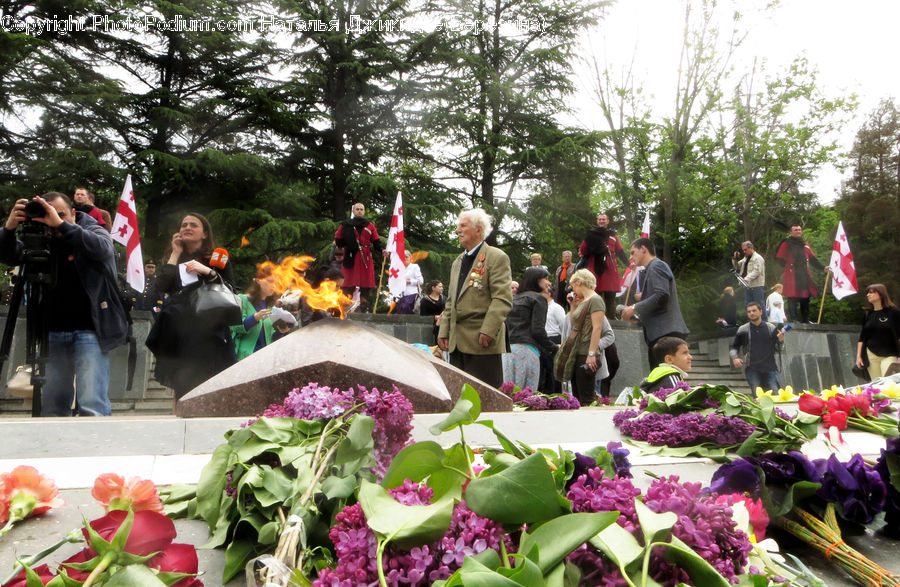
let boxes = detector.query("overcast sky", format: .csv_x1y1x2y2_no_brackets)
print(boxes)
570,0,900,203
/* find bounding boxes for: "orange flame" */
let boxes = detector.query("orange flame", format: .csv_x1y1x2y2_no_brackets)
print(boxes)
410,251,429,263
258,256,352,318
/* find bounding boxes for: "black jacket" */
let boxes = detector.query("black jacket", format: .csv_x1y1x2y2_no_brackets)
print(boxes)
0,212,128,352
505,290,557,354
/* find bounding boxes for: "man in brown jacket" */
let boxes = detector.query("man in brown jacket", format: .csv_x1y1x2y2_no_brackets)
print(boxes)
438,208,513,388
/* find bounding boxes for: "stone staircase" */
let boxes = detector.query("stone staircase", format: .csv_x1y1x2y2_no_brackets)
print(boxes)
686,341,751,395
0,357,174,418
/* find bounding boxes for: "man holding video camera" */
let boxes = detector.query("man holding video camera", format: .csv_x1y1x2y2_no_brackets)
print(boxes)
1,193,127,416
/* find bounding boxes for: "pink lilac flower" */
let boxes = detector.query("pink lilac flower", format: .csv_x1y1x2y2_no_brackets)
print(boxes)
644,476,752,582
614,411,755,447
499,381,516,396
314,481,510,586
549,394,580,410
520,394,549,410
511,388,534,403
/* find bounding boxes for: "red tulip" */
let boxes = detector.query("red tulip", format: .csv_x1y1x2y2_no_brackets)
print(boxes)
849,393,871,418
85,510,176,556
1,564,54,587
92,473,163,513
827,394,853,415
823,410,848,430
798,394,826,416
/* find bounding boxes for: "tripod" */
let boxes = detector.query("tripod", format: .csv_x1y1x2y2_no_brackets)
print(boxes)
0,228,54,417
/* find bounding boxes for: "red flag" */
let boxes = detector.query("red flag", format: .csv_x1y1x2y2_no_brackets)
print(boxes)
385,192,405,297
828,221,857,300
110,175,144,293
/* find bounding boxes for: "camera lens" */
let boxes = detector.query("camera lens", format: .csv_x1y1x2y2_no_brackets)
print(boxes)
24,201,45,219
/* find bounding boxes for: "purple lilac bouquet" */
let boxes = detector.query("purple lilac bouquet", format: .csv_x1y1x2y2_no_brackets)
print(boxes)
500,382,581,411
875,437,900,538
566,468,752,585
613,410,755,447
314,480,512,586
253,382,414,476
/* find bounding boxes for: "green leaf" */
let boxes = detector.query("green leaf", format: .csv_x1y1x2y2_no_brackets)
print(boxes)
589,522,644,576
499,550,543,585
482,451,521,475
258,520,281,544
465,453,565,524
24,564,49,587
196,443,234,529
335,415,375,467
425,449,467,501
440,555,523,587
381,441,448,489
104,564,168,586
758,395,776,432
223,539,256,583
518,512,618,573
658,535,731,587
321,475,359,500
429,384,482,434
234,437,282,462
358,479,455,550
476,420,529,459
634,500,676,546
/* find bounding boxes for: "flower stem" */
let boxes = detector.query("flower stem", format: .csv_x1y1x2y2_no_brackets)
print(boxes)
82,551,116,587
1,529,82,584
376,538,388,587
500,538,511,569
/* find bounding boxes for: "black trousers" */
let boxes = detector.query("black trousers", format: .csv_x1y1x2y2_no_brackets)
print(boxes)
449,350,504,389
598,343,619,398
787,297,810,323
538,334,562,394
571,354,598,405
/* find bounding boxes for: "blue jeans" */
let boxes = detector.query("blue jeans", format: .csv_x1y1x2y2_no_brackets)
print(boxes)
745,369,781,394
746,286,766,319
44,330,111,417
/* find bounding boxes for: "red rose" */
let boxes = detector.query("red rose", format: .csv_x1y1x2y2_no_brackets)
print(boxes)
823,410,848,430
60,548,96,582
798,394,826,416
148,543,200,583
85,510,176,556
2,563,54,587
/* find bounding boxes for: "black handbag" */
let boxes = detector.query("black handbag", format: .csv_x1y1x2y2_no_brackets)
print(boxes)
852,352,870,380
190,275,243,326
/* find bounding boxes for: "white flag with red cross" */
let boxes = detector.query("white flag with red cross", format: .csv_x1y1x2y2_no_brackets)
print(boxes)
828,221,857,300
640,209,650,238
110,174,144,293
385,192,406,297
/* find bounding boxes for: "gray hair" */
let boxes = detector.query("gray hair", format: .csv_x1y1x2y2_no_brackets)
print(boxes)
742,241,754,249
460,208,493,239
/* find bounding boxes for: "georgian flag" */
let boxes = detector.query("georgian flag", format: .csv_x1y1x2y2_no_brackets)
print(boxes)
385,192,406,297
110,174,144,293
828,221,857,300
640,209,650,238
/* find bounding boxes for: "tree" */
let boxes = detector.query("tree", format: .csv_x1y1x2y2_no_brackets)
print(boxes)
835,99,900,299
415,0,606,233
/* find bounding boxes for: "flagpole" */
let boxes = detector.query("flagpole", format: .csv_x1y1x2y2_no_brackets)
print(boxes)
816,270,831,324
373,255,387,315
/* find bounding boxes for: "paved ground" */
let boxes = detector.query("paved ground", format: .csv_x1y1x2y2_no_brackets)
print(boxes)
1,410,896,586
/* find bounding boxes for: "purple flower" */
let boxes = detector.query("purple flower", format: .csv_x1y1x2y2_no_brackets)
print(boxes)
606,441,632,478
520,394,549,410
614,411,754,448
755,451,821,486
875,437,900,537
499,381,516,396
708,459,761,496
550,394,580,410
818,454,887,525
511,389,534,402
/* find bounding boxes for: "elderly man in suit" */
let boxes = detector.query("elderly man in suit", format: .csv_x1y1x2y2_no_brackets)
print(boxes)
438,208,513,388
620,237,690,367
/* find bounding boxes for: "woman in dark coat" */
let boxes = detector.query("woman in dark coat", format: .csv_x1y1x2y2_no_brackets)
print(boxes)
146,213,236,403
419,280,446,345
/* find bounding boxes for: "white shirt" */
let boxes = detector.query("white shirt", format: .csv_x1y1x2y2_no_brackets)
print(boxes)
402,263,423,296
544,299,567,337
766,291,786,323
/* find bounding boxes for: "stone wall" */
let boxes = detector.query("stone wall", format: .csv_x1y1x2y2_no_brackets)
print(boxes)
704,322,861,390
